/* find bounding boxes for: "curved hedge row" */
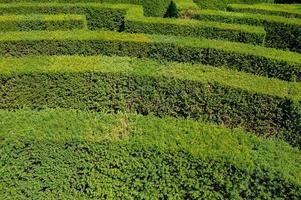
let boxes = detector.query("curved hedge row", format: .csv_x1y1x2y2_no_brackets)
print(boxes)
228,3,301,18
193,0,274,10
0,3,129,31
0,30,300,81
0,109,300,199
0,0,171,17
0,56,300,147
191,9,301,53
0,14,85,31
0,3,266,45
125,7,266,45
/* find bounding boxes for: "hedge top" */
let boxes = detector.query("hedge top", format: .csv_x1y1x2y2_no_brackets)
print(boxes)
0,2,133,9
193,9,301,26
0,30,301,64
0,55,300,100
126,6,265,34
1,108,300,186
0,14,85,22
228,3,301,17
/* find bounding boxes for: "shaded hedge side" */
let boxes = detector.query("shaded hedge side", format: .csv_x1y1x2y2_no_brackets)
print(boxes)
0,72,300,148
191,10,301,53
0,37,299,82
0,4,127,31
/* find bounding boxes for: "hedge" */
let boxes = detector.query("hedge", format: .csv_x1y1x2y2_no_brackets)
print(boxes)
125,7,266,45
0,55,300,147
228,3,301,18
0,3,129,31
194,0,274,10
0,14,85,31
0,3,267,45
0,108,300,199
0,0,171,17
173,0,198,10
0,30,300,81
191,9,301,53
275,0,301,3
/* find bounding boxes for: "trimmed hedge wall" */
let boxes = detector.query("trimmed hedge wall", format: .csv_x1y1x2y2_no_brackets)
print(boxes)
275,0,301,3
0,30,299,81
103,0,171,17
0,72,296,146
1,109,300,199
125,7,266,45
228,3,301,18
0,3,267,45
0,14,85,31
0,3,128,31
0,56,300,147
193,0,274,10
0,0,171,17
191,9,301,53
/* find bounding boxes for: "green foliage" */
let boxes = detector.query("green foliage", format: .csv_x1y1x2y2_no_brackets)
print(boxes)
194,0,274,10
0,109,300,199
0,30,299,81
125,7,265,45
142,0,170,17
0,0,299,198
192,9,301,53
0,0,172,17
227,3,301,18
275,0,301,3
0,55,300,147
0,3,128,31
164,1,179,18
0,14,85,31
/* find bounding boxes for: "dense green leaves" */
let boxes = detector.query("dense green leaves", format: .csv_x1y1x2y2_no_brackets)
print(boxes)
194,0,274,10
0,14,85,31
0,0,300,198
0,30,299,81
0,55,300,147
164,1,179,18
0,3,128,31
191,9,301,53
125,7,265,45
0,109,300,199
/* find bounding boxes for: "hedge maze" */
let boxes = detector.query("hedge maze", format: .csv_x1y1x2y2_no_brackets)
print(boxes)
0,0,300,199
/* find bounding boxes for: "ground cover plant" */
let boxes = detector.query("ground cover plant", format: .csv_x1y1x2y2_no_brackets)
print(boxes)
0,0,300,199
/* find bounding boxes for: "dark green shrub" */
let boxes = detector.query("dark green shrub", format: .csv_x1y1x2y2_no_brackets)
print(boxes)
164,1,179,18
